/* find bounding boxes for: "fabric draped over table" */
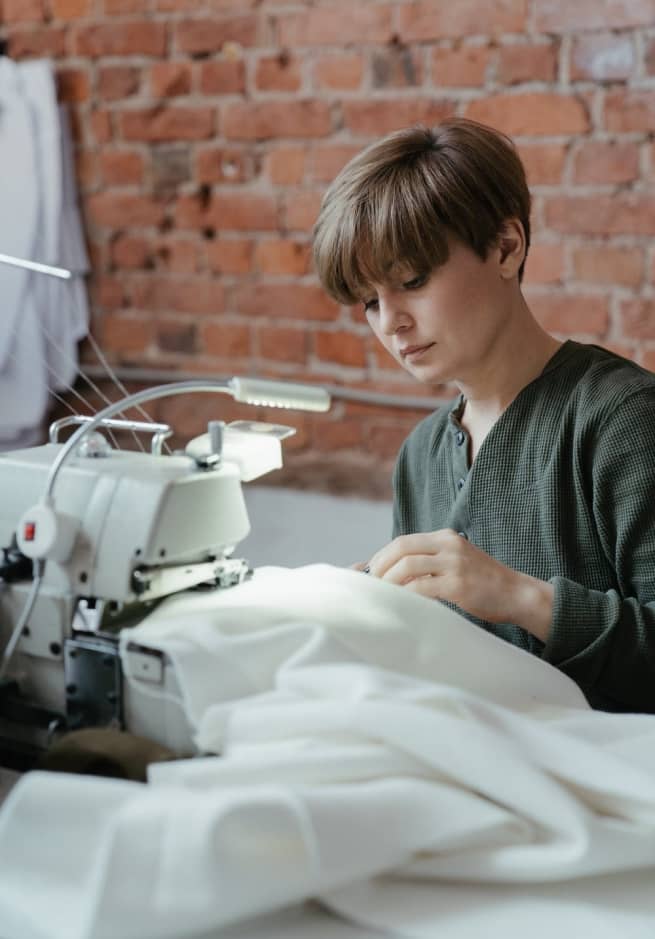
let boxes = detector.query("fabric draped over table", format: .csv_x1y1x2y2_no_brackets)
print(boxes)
1,565,655,939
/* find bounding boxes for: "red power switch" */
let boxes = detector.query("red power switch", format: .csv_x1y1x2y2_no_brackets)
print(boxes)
23,521,36,542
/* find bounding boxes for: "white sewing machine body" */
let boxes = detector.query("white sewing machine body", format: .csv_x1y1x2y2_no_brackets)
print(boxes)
0,417,298,764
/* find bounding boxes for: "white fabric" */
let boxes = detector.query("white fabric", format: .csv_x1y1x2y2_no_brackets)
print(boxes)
0,58,89,448
1,564,655,939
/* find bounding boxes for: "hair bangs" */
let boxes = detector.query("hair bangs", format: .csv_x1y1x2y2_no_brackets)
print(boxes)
313,157,451,306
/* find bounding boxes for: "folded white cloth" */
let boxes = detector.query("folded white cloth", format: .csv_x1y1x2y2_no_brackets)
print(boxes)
1,565,655,939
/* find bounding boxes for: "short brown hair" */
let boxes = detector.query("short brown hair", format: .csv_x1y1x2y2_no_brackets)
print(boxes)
313,119,531,305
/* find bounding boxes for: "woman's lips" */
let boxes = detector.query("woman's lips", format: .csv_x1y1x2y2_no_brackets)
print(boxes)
400,343,435,361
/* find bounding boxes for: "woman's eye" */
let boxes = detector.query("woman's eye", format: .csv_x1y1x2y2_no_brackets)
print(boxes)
402,274,427,290
363,298,379,313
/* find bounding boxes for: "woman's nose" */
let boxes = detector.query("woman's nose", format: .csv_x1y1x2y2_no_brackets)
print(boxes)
378,296,408,335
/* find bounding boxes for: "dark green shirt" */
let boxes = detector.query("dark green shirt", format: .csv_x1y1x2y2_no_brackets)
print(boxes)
392,340,655,713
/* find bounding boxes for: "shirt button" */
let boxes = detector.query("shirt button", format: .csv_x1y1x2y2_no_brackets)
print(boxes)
457,477,466,491
455,430,466,446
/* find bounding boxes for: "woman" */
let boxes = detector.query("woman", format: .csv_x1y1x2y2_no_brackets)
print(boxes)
313,119,655,713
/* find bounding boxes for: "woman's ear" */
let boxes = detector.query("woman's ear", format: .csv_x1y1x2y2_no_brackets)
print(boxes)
497,219,526,280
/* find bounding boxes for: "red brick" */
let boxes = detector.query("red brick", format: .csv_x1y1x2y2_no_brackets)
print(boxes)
283,190,323,231
573,141,639,185
104,0,150,11
604,90,655,133
56,68,90,103
2,0,45,23
523,242,564,285
342,99,455,136
431,45,490,87
367,422,414,460
258,326,308,363
92,275,126,311
102,314,154,355
211,0,259,8
98,66,141,101
199,60,246,95
466,93,588,136
209,193,278,231
91,110,113,145
223,100,332,140
528,293,609,335
312,418,364,452
100,150,145,186
74,151,98,192
255,53,302,92
87,193,165,228
277,4,393,46
235,284,339,321
130,276,224,316
175,16,259,55
74,22,166,56
52,0,91,17
154,0,202,10
195,148,251,184
265,147,306,185
545,196,655,235
174,194,206,229
310,53,364,91
310,145,360,183
120,108,215,142
157,321,198,355
497,42,558,84
200,321,252,358
571,33,634,81
371,47,422,89
517,143,567,185
177,191,277,232
150,62,193,98
573,246,643,286
536,0,655,32
254,239,310,275
155,238,200,274
207,239,254,274
621,300,655,339
7,27,66,57
646,38,655,76
86,240,105,274
110,234,152,270
315,330,367,367
399,0,526,41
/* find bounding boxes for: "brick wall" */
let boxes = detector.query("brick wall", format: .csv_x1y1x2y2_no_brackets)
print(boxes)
2,0,655,496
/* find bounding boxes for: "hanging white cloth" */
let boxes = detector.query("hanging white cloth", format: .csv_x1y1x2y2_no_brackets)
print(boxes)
2,565,655,939
0,58,89,450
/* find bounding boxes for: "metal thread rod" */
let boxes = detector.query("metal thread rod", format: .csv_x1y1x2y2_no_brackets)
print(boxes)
0,252,72,280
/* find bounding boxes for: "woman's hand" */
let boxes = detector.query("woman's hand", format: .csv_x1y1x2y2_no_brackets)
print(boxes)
364,529,554,642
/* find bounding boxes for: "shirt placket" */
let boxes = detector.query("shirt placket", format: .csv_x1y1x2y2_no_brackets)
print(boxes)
448,415,472,540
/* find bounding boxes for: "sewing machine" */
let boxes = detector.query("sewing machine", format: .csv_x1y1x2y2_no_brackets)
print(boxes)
0,377,330,766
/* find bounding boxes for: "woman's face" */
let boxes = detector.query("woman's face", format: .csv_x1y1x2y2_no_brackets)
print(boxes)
362,237,517,388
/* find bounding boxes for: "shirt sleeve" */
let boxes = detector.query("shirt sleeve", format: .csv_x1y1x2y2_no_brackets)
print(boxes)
542,387,655,712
